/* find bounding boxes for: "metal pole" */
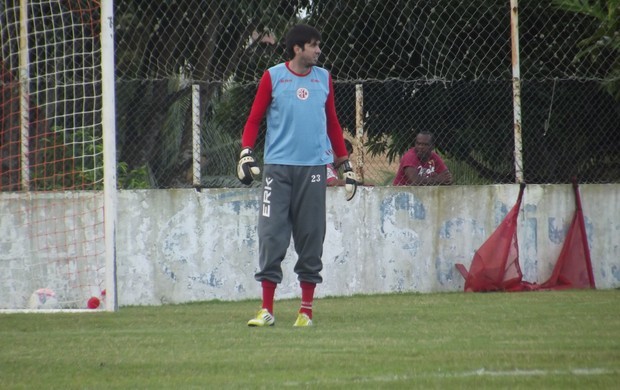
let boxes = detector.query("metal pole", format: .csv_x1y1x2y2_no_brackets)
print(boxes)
101,0,118,311
355,84,364,183
192,84,201,187
510,0,524,183
19,0,30,190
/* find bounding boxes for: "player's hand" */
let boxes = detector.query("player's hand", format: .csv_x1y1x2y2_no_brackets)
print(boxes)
341,160,357,201
237,147,260,185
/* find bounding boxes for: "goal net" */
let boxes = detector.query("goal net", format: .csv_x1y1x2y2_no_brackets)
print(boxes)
0,0,116,311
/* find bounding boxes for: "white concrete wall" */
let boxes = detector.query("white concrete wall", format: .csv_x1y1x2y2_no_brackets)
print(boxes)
115,184,619,306
2,184,619,308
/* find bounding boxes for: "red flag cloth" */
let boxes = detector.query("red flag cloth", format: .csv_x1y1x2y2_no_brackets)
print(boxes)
463,184,525,292
457,181,595,292
539,181,595,290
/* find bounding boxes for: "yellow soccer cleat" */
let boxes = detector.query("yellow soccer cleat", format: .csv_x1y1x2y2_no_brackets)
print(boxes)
247,308,275,327
293,313,313,327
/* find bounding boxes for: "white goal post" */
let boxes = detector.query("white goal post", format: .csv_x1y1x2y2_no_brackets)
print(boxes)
0,0,117,312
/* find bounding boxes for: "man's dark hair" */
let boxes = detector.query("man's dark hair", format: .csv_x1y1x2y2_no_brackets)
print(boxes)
417,131,435,145
285,24,321,60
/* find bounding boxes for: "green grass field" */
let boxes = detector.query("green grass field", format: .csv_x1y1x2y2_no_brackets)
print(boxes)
1,289,619,389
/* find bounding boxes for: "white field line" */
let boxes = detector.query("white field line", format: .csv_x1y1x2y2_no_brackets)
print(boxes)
0,309,103,314
283,367,614,386
450,367,611,377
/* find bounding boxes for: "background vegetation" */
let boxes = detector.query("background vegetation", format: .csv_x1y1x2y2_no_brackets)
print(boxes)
2,0,618,190
113,0,619,186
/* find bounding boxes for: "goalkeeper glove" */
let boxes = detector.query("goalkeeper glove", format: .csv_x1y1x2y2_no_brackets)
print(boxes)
341,160,358,201
237,147,260,185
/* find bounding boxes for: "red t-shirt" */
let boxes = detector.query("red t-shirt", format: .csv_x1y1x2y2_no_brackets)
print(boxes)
392,149,448,186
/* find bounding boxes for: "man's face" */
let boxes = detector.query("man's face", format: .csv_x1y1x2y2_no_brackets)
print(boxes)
414,134,433,161
297,39,321,66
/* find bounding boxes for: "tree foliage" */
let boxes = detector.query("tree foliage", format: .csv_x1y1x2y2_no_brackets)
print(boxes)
111,0,619,185
552,0,620,100
114,0,310,187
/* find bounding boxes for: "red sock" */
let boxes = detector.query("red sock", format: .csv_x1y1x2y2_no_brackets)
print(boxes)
299,281,316,319
261,280,277,314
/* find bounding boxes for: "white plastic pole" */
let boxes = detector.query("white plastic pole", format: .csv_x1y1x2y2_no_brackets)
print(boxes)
101,0,118,311
192,84,201,187
19,0,30,190
510,0,524,183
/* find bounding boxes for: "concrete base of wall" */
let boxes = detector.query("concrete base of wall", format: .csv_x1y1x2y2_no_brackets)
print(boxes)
2,184,619,308
114,184,619,306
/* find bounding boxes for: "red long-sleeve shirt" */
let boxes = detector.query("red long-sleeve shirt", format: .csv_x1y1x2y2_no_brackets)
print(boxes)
241,63,348,161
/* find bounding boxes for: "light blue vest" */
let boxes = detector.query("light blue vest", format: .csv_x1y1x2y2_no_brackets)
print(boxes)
264,63,333,166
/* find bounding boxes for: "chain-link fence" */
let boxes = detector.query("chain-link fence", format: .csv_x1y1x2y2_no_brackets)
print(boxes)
2,0,619,191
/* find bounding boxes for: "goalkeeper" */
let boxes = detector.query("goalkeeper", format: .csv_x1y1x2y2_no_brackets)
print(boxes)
237,24,357,328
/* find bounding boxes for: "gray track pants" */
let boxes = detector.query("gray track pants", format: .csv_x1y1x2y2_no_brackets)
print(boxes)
255,164,327,284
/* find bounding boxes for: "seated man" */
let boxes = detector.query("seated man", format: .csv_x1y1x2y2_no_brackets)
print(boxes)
393,131,453,186
327,139,354,186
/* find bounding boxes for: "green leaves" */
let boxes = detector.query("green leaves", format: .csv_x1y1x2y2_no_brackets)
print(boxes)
552,0,620,100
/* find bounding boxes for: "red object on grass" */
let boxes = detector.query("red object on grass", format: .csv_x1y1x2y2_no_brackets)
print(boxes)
455,180,595,292
461,183,526,292
87,297,100,309
539,180,596,289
